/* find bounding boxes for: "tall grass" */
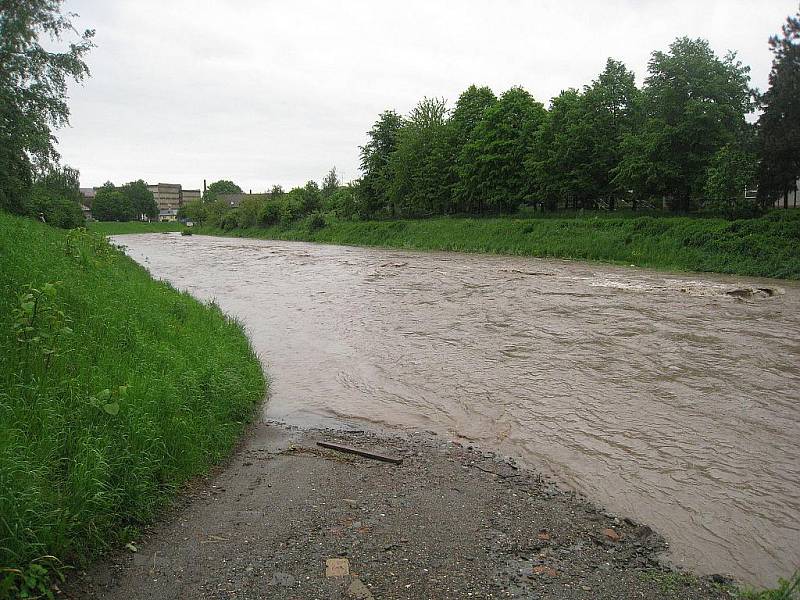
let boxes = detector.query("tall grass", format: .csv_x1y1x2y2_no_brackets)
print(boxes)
195,210,800,279
0,214,265,594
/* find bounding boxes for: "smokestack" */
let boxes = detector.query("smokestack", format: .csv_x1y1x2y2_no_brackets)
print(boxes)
203,179,207,193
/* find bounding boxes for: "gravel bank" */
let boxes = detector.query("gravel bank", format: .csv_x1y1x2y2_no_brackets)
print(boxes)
62,423,733,599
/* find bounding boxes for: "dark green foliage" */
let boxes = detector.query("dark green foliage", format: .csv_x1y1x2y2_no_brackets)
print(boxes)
298,181,322,213
0,0,94,213
704,146,759,216
91,183,134,221
177,199,207,224
388,97,453,216
121,180,157,219
203,180,242,203
236,196,264,228
258,200,281,226
22,165,85,228
322,186,360,219
614,38,755,211
0,214,265,590
321,167,340,198
757,9,800,207
460,87,547,214
359,110,405,216
450,85,498,213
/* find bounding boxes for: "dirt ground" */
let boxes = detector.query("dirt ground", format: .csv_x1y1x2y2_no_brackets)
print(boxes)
61,423,734,599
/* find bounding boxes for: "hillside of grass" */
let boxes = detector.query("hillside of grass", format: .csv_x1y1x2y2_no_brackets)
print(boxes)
193,210,800,280
0,214,265,595
88,220,183,235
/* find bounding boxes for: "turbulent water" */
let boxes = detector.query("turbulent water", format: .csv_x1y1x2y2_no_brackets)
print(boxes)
116,233,800,587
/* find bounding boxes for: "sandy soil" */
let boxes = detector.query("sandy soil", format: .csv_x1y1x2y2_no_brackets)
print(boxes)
61,423,733,599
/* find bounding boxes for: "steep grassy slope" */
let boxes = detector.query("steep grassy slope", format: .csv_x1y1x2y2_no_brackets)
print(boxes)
0,214,265,594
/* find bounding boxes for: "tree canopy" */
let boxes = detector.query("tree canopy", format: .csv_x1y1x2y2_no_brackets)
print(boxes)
203,180,242,203
0,0,94,213
757,8,800,207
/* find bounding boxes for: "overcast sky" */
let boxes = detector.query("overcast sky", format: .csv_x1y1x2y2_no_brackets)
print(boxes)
57,0,796,192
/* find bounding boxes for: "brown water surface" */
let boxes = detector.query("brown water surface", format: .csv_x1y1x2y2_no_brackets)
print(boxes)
115,233,800,587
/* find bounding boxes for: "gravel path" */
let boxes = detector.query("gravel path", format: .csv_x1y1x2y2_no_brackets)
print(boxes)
62,423,733,599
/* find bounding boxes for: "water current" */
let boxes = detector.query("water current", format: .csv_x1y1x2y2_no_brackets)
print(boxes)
115,233,800,587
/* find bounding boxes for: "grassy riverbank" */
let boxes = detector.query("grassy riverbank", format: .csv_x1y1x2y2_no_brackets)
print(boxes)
0,214,265,596
89,221,183,234
189,210,800,279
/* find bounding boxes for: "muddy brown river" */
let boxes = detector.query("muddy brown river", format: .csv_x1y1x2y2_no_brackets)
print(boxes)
115,233,799,588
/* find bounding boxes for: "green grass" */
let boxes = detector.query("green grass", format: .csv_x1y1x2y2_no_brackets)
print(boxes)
88,220,183,235
0,214,266,596
195,210,800,279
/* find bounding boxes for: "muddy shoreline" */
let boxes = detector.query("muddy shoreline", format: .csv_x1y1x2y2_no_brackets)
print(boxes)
62,422,734,599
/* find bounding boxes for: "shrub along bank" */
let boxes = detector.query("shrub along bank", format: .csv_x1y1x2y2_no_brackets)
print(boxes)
193,210,800,280
0,213,265,596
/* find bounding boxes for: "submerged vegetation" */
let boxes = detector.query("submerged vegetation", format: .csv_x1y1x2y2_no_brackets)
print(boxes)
0,213,266,595
191,210,800,280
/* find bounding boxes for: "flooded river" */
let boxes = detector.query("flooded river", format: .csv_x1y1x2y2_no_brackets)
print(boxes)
116,233,800,587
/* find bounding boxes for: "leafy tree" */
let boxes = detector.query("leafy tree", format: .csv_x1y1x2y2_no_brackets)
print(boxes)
22,165,84,227
177,200,207,224
121,180,157,219
450,85,497,213
258,200,281,226
323,186,359,219
299,180,322,213
203,180,242,203
269,184,285,197
704,145,759,215
203,200,230,228
757,8,800,208
321,167,340,198
92,183,133,221
0,0,94,213
388,97,452,216
460,87,547,213
237,195,264,228
581,59,640,209
528,89,593,211
358,110,405,216
614,38,754,212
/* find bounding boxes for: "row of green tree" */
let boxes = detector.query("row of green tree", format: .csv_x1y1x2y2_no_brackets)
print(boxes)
186,14,798,229
354,28,797,219
179,169,355,230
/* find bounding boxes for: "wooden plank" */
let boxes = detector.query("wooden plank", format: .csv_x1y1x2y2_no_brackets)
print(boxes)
316,441,403,465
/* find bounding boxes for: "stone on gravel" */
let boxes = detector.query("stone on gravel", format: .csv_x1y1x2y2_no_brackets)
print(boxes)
347,577,374,599
326,557,350,578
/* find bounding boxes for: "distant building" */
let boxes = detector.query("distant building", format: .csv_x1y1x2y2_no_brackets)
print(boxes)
80,204,92,220
158,209,179,222
182,189,201,203
148,183,182,212
79,187,96,205
219,193,246,208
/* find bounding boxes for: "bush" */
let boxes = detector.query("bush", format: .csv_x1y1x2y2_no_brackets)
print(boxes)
219,209,240,231
307,211,327,231
258,200,281,226
22,187,84,229
279,195,304,225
